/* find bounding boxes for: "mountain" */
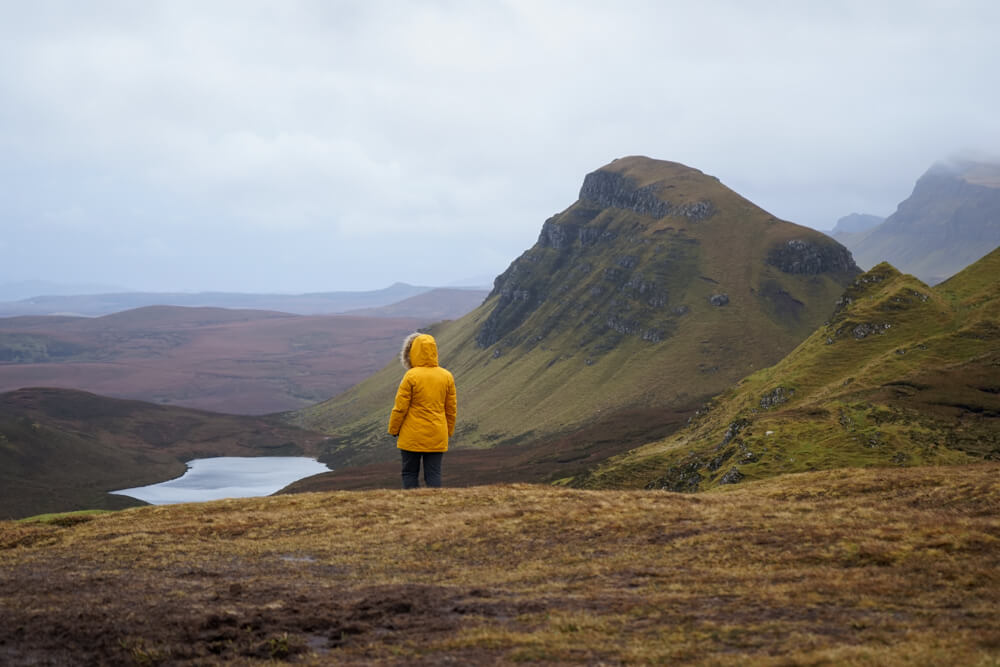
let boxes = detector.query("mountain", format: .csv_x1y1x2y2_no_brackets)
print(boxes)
0,280,129,302
830,212,883,236
0,306,432,414
574,247,1000,491
0,387,328,519
343,287,488,319
841,161,1000,284
0,282,435,317
293,156,859,479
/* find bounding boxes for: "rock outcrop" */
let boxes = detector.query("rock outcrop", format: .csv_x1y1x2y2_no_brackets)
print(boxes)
579,169,715,221
766,239,859,276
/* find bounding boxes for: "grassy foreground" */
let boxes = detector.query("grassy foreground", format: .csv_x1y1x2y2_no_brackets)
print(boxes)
1,464,998,665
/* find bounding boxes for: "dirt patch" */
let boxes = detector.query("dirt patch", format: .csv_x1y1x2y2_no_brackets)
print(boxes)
0,559,573,665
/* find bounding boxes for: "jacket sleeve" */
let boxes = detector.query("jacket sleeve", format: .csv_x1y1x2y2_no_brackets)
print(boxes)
445,373,457,437
388,375,412,435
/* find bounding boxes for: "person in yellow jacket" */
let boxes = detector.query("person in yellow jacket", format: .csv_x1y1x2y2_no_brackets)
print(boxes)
388,332,457,488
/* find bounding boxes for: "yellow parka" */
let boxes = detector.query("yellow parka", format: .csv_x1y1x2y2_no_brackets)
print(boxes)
388,333,457,452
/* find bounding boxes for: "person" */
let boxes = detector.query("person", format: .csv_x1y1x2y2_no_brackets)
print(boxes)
387,332,457,489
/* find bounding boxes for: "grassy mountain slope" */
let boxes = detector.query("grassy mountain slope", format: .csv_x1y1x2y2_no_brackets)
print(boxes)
2,464,997,664
845,161,1000,284
294,156,858,474
575,247,1000,491
0,387,327,519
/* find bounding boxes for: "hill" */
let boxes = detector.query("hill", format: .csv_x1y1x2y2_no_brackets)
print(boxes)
831,212,884,235
829,212,884,248
840,160,1000,284
0,306,431,414
0,280,127,302
574,247,1000,491
344,287,487,319
0,282,442,317
293,156,859,478
1,464,997,664
0,387,327,519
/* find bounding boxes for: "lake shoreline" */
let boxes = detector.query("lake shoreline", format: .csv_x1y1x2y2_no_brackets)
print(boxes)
110,456,332,505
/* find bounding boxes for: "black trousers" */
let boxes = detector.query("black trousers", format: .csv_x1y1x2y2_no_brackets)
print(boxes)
400,450,443,489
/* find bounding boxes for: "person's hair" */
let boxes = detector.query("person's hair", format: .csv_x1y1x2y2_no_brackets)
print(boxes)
399,332,421,369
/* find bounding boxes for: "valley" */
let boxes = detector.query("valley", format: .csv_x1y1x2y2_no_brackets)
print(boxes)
0,387,329,519
5,3,999,663
5,156,997,515
1,154,997,665
295,156,862,472
0,305,455,415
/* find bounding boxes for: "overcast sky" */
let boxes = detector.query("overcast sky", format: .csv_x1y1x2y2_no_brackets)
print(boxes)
1,1,997,294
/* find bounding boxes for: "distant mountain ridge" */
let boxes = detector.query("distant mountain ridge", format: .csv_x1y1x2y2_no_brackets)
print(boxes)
838,160,1000,284
344,288,487,319
0,280,130,302
293,156,860,479
0,282,486,317
831,212,883,235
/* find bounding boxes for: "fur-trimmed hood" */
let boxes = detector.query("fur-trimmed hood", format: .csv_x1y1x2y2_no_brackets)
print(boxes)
399,332,439,369
389,331,456,452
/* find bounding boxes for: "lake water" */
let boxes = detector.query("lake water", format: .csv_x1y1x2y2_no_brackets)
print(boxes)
110,457,331,505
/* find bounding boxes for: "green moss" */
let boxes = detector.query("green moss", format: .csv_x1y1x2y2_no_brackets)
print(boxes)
20,509,112,525
580,249,1000,490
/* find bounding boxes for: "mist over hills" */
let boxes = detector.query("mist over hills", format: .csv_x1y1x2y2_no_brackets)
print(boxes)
294,156,860,476
831,212,883,235
0,283,488,318
837,160,1000,285
0,280,130,302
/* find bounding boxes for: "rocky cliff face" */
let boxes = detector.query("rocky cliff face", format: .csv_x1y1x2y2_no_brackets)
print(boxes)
841,161,1000,284
476,156,858,354
578,170,715,221
766,239,858,275
477,195,697,349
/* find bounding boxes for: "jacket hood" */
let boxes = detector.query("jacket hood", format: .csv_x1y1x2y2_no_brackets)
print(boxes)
400,332,439,369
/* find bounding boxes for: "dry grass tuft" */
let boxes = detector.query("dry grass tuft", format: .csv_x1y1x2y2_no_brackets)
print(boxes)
1,463,998,664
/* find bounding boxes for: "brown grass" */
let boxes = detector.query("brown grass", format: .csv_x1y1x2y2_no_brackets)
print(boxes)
1,463,997,665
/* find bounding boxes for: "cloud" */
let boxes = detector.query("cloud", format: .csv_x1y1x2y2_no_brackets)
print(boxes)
0,1,998,291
